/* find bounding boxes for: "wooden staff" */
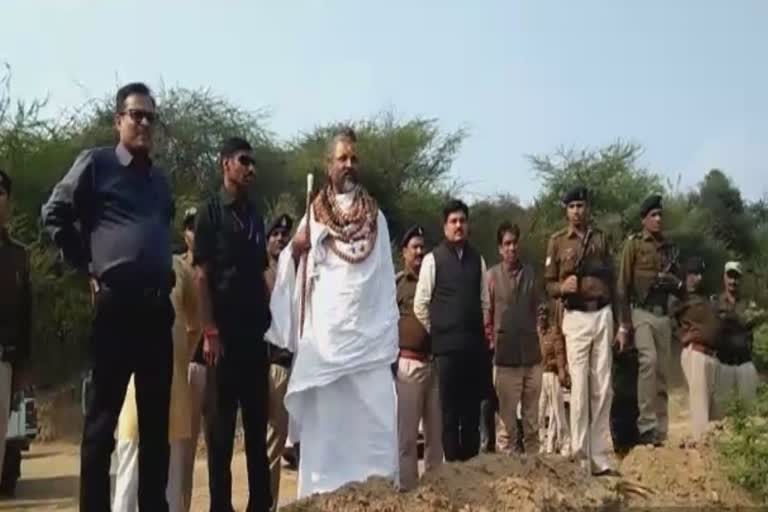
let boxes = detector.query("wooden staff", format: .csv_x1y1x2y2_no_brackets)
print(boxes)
299,172,314,338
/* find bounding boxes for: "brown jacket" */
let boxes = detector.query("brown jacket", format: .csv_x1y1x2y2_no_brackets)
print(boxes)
674,292,720,351
539,300,567,373
539,327,567,374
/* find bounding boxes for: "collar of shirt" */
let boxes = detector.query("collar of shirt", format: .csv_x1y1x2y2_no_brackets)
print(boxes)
404,267,419,281
115,143,153,172
641,229,667,244
566,225,589,239
219,186,251,210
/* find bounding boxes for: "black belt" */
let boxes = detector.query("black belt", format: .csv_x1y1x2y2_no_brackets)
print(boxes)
565,298,609,312
97,281,169,299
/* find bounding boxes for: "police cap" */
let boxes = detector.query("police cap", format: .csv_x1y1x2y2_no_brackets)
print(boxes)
640,194,663,219
183,207,198,230
683,256,705,275
267,214,294,237
561,185,588,206
401,224,425,248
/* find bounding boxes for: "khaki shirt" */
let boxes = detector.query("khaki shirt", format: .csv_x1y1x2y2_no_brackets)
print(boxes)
396,269,430,352
117,253,201,441
617,230,678,324
396,270,419,319
0,229,31,364
544,225,613,303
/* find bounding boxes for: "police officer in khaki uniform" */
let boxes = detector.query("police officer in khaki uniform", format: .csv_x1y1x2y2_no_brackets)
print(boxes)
544,186,617,476
616,194,682,446
0,170,32,495
264,213,293,512
395,225,443,491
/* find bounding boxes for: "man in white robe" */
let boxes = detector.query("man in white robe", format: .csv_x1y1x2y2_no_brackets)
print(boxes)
266,127,399,499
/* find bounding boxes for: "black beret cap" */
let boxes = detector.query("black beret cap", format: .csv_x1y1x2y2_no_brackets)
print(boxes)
640,194,663,219
0,169,11,196
683,256,705,275
561,185,588,206
401,224,425,248
183,207,198,230
267,214,294,237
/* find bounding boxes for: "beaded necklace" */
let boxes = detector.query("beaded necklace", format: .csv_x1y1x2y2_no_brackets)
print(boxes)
313,185,378,264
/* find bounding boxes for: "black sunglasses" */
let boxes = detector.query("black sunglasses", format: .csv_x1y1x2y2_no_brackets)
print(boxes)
237,155,256,167
120,109,157,125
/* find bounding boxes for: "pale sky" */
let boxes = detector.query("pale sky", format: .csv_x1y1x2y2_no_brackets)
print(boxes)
2,0,766,204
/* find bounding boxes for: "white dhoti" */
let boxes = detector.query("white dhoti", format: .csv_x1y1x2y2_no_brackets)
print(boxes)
295,366,397,497
267,196,400,499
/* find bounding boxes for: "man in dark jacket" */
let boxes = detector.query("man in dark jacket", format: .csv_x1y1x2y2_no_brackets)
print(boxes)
0,170,31,497
715,261,766,410
487,222,542,455
414,199,490,462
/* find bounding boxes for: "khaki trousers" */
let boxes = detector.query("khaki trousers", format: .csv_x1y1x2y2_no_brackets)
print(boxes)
680,346,719,439
396,357,442,491
0,362,11,472
179,362,207,512
633,307,672,440
494,365,542,454
562,306,615,473
717,361,759,412
267,364,290,511
538,371,571,456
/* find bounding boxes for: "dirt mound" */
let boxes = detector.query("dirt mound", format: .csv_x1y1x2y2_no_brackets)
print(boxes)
284,443,762,512
285,454,620,512
618,439,756,509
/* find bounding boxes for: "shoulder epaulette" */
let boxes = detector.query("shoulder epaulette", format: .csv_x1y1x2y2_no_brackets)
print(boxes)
395,271,405,283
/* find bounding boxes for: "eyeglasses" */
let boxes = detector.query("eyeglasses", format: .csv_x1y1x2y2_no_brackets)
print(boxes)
237,155,256,167
120,109,157,125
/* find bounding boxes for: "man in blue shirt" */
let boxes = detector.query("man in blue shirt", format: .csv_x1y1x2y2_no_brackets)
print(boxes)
42,82,175,512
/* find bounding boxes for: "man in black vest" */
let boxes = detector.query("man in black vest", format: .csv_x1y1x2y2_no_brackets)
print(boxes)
414,199,490,462
487,222,542,455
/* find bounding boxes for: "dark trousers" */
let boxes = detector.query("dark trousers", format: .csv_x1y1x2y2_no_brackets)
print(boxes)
436,350,485,462
206,341,271,512
611,347,640,452
80,289,173,512
479,350,497,453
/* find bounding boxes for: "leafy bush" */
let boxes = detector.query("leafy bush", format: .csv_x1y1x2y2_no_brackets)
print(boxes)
718,385,768,500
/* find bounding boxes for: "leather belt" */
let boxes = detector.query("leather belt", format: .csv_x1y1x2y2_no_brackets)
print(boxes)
98,282,167,299
685,342,716,357
399,349,432,362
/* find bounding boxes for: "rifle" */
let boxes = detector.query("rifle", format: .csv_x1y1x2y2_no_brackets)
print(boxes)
562,227,594,310
651,244,680,295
